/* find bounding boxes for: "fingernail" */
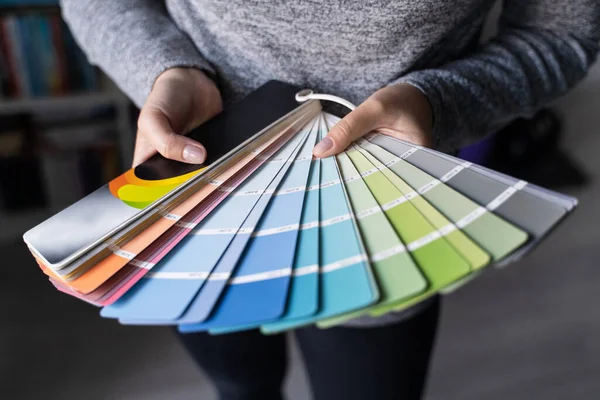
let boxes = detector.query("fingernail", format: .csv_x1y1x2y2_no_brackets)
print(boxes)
313,137,334,157
183,145,206,163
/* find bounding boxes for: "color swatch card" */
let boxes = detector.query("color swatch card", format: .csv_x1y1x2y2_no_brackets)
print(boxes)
316,150,427,327
265,156,321,323
354,138,531,293
178,120,319,331
102,123,314,322
367,134,573,263
47,117,310,303
173,148,312,326
339,149,470,313
356,139,528,262
25,81,319,271
43,112,315,297
25,82,577,335
324,115,491,273
209,155,322,335
261,115,379,334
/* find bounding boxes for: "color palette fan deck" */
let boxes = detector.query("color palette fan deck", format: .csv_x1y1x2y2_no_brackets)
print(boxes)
24,81,577,334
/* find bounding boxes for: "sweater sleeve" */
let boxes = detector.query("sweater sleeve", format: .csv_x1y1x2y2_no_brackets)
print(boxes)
60,0,215,107
395,0,600,152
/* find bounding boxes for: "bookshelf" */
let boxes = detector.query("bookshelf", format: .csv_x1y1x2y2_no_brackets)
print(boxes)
0,91,123,114
0,1,135,243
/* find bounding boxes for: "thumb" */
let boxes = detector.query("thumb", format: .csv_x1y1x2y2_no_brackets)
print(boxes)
137,104,207,165
312,100,382,158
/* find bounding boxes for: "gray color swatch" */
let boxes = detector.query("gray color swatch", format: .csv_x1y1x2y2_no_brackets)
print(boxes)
369,134,577,263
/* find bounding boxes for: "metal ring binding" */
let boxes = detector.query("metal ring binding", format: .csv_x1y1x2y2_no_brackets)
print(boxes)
295,89,357,111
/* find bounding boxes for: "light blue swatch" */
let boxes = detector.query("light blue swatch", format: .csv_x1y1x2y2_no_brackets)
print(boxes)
102,124,312,323
209,156,321,335
180,122,318,332
174,128,311,328
261,116,378,334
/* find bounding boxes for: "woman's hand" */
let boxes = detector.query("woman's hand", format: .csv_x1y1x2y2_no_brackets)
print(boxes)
133,67,223,167
313,83,434,158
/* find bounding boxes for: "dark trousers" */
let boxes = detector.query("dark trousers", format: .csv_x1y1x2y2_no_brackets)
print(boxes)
178,297,440,400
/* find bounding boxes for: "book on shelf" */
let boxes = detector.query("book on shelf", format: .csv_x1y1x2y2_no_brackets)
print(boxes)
0,1,59,6
0,11,99,99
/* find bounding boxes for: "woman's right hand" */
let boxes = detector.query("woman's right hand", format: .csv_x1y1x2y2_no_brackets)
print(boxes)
133,67,223,167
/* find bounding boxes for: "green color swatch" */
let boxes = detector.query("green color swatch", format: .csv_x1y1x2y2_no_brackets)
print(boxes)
343,145,472,314
357,139,528,262
317,152,428,328
355,144,490,271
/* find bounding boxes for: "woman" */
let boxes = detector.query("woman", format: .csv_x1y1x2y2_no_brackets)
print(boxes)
61,1,599,399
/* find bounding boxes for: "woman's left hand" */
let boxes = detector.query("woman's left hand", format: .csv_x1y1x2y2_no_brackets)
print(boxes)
312,83,434,158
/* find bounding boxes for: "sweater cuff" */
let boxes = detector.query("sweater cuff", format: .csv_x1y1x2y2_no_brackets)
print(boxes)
392,70,460,153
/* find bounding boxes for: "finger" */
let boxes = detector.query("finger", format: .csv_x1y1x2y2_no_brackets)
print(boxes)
132,131,157,167
137,105,207,164
312,99,383,158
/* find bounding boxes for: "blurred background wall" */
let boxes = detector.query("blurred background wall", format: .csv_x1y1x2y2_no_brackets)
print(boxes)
0,1,135,243
1,1,599,399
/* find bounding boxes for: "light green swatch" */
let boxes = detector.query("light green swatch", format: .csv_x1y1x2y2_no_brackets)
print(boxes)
357,139,528,262
356,138,528,295
343,145,472,315
316,152,428,328
355,144,490,271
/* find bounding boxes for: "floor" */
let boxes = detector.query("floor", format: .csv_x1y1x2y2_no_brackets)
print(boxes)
2,63,600,400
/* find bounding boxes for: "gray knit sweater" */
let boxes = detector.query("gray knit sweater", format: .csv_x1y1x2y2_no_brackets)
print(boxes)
61,0,599,152
60,0,599,326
